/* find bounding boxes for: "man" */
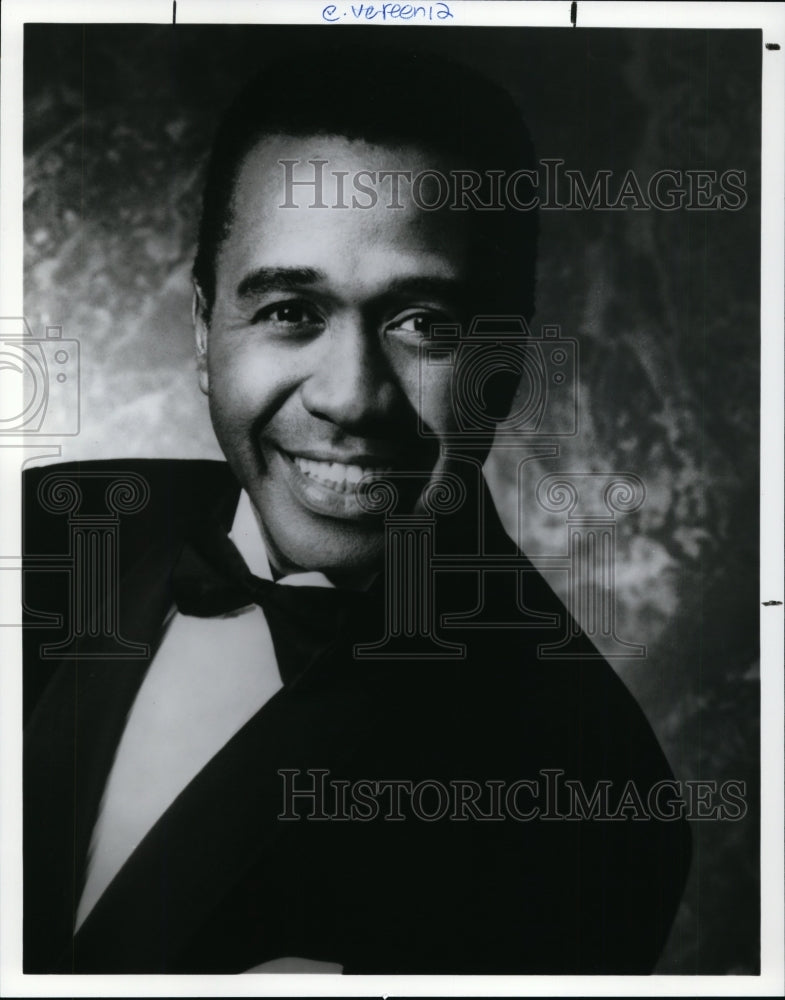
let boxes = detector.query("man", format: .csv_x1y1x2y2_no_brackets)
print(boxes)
23,42,690,974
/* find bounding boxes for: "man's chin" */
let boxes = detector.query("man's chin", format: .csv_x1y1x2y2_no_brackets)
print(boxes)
247,486,385,580
242,445,459,579
267,527,387,585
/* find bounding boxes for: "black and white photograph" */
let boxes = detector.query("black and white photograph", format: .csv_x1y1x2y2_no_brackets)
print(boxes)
1,0,782,994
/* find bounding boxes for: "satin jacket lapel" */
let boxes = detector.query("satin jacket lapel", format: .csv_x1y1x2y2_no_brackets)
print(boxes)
67,635,400,973
23,460,242,972
23,536,181,972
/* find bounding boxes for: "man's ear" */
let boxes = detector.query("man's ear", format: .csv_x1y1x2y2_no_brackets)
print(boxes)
192,280,210,396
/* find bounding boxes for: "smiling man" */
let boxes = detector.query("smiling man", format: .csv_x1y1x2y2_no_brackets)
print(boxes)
194,133,467,580
188,45,537,584
23,42,690,975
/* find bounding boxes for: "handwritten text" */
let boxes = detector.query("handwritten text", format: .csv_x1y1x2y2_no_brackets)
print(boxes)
322,3,454,23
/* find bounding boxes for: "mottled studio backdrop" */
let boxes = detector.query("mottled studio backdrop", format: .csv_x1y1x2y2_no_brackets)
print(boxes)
23,25,760,973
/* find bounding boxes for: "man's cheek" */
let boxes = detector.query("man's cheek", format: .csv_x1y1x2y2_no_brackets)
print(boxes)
416,371,458,438
211,361,263,414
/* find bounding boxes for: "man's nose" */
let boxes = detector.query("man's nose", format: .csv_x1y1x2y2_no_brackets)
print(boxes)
300,317,400,433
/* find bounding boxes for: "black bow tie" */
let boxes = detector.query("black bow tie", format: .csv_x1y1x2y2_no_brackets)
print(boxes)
171,519,370,685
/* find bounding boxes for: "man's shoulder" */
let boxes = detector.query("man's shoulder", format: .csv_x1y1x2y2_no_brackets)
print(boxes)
23,457,238,519
23,456,234,493
23,458,241,559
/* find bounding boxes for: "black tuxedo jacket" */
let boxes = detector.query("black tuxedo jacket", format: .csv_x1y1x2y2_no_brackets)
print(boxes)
23,459,690,974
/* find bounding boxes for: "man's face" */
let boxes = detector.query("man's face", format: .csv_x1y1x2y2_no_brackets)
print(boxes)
195,134,483,581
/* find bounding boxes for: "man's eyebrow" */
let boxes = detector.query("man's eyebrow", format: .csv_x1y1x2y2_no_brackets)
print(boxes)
235,268,465,306
236,266,323,301
377,275,465,301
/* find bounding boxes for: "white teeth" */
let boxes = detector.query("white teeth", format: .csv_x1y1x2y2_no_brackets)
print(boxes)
293,456,392,492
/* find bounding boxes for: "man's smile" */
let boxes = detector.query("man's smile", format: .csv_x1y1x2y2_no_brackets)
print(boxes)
270,445,437,521
291,455,394,493
271,447,388,521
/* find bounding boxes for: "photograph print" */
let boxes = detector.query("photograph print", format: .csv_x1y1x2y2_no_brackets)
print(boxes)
16,14,764,979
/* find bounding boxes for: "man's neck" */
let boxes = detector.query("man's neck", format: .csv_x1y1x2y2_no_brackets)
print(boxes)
231,490,378,591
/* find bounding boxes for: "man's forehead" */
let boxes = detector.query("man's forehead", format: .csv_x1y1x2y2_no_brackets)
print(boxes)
240,130,442,168
231,131,450,209
219,132,472,281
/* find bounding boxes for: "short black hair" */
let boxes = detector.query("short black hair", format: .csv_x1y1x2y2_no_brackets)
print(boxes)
193,40,539,321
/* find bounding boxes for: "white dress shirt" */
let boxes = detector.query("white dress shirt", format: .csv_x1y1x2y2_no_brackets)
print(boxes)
75,490,333,932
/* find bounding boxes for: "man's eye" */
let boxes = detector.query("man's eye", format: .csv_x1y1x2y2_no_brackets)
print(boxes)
253,301,323,328
386,312,447,338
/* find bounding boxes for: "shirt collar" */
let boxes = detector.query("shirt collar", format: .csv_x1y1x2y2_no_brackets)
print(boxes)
228,490,335,589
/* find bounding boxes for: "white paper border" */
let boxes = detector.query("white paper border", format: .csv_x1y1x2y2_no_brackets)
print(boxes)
2,1,782,996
